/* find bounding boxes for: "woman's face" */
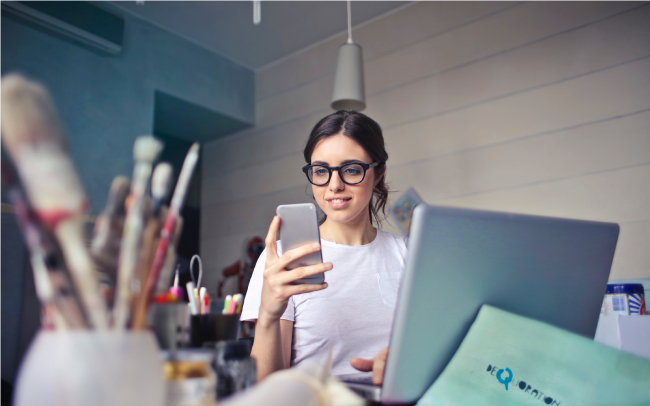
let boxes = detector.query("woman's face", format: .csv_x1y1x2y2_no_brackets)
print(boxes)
310,134,383,224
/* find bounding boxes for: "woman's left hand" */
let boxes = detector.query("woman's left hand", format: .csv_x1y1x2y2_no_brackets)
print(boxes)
350,347,389,385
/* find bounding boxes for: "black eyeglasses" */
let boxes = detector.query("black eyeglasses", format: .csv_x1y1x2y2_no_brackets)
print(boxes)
302,162,381,186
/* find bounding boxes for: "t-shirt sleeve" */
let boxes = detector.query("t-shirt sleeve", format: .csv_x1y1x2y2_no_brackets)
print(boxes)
240,244,296,322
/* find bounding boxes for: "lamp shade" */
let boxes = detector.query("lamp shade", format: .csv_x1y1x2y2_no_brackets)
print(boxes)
331,43,365,111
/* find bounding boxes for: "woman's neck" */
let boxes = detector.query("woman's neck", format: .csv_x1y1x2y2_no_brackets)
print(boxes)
319,210,377,246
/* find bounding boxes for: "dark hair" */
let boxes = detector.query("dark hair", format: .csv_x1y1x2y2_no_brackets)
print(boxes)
304,110,389,226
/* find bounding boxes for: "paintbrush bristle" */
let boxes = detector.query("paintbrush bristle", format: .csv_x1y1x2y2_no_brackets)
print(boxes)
133,135,163,164
151,162,173,200
1,73,86,214
1,73,67,149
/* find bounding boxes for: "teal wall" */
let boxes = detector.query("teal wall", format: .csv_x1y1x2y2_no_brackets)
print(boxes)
1,2,254,214
1,2,254,386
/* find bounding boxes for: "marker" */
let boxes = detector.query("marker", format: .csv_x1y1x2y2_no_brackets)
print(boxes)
222,295,232,315
200,287,210,314
226,296,237,315
186,282,199,315
234,294,244,314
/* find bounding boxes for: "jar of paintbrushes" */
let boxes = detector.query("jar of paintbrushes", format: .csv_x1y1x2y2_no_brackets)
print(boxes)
1,74,202,406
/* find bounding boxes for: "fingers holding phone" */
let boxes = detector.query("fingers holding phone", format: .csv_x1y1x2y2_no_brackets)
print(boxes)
277,260,332,286
259,210,330,322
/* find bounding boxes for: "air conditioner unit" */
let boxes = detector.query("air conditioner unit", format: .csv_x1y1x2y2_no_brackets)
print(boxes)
2,1,124,55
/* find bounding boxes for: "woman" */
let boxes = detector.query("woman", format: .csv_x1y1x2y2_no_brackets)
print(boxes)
241,110,407,384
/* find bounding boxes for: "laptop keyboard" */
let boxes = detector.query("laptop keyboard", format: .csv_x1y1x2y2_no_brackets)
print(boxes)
338,373,374,384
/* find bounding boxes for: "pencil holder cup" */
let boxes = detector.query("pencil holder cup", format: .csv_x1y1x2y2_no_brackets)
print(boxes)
13,330,164,406
149,302,191,349
190,314,240,347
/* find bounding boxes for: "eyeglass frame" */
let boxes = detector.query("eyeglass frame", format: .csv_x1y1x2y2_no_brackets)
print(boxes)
301,161,382,186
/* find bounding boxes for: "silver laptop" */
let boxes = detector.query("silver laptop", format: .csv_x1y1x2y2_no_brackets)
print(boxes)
341,204,619,404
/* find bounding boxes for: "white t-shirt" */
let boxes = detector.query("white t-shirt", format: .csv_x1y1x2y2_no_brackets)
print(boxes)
241,229,408,375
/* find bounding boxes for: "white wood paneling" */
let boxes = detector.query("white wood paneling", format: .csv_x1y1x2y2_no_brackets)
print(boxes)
202,2,650,289
205,58,650,207
366,52,650,131
384,56,650,165
433,164,650,223
256,1,513,100
202,185,310,239
388,110,650,203
364,1,647,97
210,3,650,176
255,2,644,130
610,221,650,280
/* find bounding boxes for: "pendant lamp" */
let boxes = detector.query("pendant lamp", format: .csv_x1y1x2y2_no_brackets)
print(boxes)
331,1,365,111
253,0,261,25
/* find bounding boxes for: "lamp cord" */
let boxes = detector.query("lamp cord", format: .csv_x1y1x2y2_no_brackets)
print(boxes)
347,0,353,44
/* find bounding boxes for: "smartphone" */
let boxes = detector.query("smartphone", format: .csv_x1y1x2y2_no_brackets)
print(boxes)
276,203,324,285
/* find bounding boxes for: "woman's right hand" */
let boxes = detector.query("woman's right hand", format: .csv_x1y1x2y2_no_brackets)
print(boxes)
259,216,332,322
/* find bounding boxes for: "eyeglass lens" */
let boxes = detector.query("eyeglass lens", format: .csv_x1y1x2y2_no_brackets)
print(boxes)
308,164,365,185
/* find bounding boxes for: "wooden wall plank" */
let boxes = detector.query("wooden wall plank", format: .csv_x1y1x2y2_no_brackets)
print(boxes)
202,3,650,286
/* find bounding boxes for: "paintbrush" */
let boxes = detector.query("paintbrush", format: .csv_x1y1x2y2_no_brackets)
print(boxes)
90,176,130,294
1,161,89,330
143,143,199,311
154,215,184,296
151,162,173,215
130,163,174,329
1,74,108,329
138,163,173,288
113,135,163,329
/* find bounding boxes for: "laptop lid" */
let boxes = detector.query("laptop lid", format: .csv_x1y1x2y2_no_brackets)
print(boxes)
381,205,619,404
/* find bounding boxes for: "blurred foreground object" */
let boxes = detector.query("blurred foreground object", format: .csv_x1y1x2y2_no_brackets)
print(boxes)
1,160,88,329
417,305,650,406
90,176,131,307
213,340,256,399
220,356,364,406
1,73,108,328
163,350,216,406
13,331,164,406
113,135,164,329
596,315,650,361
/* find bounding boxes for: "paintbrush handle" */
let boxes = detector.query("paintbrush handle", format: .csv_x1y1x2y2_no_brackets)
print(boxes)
143,215,176,304
3,164,89,329
113,164,152,329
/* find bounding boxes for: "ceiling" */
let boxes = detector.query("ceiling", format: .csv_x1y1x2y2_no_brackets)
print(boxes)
109,1,409,70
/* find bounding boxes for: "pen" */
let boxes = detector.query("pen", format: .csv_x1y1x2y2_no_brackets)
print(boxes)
222,295,232,315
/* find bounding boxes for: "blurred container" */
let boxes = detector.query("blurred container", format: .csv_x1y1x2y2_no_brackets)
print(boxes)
14,331,164,406
163,350,216,406
190,314,240,347
601,283,646,315
212,340,257,399
149,303,191,349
